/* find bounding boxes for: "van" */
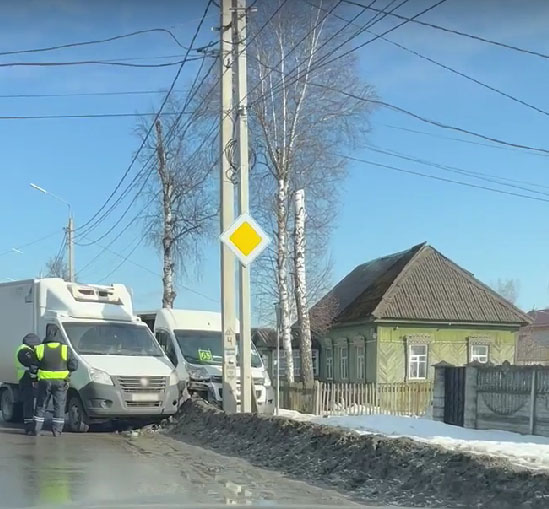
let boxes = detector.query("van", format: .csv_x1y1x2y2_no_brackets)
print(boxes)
0,279,180,431
139,309,274,414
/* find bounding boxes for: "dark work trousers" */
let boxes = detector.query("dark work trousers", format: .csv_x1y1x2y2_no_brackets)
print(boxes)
34,379,68,435
18,372,35,432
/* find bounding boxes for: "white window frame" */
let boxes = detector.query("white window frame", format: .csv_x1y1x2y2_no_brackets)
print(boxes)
470,344,489,363
408,344,428,380
325,347,333,380
339,344,349,380
356,345,365,380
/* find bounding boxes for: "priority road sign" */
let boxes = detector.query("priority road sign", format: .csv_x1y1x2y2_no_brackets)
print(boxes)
220,213,270,266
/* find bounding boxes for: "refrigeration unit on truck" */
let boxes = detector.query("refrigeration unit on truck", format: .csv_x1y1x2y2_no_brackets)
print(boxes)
0,279,180,431
138,309,274,414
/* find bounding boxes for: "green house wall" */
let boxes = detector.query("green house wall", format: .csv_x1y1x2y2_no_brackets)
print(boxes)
376,323,517,383
317,322,518,383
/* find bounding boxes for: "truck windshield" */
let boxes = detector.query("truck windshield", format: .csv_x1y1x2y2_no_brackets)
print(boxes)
174,330,263,368
64,322,164,356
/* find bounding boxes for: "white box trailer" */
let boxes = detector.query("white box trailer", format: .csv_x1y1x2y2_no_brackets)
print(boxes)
138,309,274,414
0,279,180,431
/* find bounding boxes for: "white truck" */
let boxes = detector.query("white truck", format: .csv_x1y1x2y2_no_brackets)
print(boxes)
138,309,274,414
0,279,180,431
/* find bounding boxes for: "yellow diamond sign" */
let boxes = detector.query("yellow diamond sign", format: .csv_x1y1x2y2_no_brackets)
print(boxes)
220,213,270,266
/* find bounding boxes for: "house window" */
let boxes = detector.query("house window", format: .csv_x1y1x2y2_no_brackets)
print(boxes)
325,347,333,380
408,344,428,379
471,344,489,363
356,345,365,379
339,345,349,379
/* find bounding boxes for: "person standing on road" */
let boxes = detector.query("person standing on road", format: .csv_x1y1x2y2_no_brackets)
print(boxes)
33,331,78,437
15,333,41,434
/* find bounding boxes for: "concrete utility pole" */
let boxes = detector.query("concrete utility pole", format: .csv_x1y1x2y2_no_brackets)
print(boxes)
67,215,74,283
220,0,238,414
235,0,252,413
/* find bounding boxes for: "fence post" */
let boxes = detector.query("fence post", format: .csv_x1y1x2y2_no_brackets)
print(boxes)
432,362,448,422
463,365,479,429
529,369,536,435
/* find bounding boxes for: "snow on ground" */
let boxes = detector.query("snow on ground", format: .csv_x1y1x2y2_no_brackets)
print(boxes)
278,409,549,472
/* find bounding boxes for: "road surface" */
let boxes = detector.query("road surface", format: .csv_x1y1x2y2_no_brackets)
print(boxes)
0,420,364,508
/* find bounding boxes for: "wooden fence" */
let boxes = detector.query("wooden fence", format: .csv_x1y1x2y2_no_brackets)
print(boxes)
275,380,433,417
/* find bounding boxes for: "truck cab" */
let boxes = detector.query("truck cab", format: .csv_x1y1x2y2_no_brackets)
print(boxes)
139,309,274,414
0,279,181,430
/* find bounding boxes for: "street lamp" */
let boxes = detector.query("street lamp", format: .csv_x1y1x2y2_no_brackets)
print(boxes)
30,183,74,282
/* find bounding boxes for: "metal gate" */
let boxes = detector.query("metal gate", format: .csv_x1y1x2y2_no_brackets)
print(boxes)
443,366,465,426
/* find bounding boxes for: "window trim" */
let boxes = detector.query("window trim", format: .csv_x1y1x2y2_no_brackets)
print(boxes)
408,343,428,380
325,346,333,380
356,344,365,380
339,344,349,380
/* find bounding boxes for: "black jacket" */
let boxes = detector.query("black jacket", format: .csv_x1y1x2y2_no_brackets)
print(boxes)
18,333,41,377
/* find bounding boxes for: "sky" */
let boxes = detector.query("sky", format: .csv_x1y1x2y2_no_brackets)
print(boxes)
0,0,548,317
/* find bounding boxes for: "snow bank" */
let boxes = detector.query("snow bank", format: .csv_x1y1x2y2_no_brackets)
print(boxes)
301,413,549,472
170,400,549,508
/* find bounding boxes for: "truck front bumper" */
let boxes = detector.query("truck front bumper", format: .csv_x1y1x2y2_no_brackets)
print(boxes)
79,382,180,419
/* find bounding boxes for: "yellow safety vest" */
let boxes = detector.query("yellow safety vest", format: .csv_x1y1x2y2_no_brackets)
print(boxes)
14,344,32,381
35,343,69,380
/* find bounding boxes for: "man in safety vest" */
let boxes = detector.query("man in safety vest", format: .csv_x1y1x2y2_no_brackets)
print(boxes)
33,332,78,437
15,333,41,434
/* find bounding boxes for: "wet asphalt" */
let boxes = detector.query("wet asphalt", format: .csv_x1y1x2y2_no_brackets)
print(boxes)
0,420,365,508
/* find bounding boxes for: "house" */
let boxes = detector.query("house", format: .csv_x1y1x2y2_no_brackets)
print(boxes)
252,327,321,381
308,242,530,383
516,309,549,365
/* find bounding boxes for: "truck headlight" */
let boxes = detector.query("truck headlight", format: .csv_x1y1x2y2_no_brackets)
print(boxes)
263,372,272,387
188,367,210,382
169,370,179,386
90,368,113,386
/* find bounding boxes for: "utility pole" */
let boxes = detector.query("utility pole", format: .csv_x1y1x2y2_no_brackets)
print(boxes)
220,0,238,414
67,215,74,282
235,0,252,413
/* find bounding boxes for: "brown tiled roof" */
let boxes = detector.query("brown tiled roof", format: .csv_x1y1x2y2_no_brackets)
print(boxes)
311,243,530,326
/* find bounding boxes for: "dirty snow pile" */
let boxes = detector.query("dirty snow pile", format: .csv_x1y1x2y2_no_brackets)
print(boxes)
279,409,549,472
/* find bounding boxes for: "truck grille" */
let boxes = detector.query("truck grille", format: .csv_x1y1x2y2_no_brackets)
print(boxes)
126,401,162,408
116,376,167,392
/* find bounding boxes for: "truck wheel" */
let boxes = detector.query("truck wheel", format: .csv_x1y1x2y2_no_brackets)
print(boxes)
1,387,22,423
66,394,89,433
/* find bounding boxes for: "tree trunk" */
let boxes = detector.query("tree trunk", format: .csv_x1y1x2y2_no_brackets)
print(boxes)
277,174,294,382
155,120,176,309
294,189,314,386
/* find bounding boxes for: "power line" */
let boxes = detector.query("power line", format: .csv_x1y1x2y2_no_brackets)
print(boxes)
364,144,549,196
0,55,208,69
309,2,549,120
0,228,63,257
244,0,448,123
81,236,219,303
77,55,219,243
342,154,549,203
76,0,215,237
379,123,548,157
375,33,549,118
307,82,549,156
0,25,208,57
341,0,549,61
0,111,195,120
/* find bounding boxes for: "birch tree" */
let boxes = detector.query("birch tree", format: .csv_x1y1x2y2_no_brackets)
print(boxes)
139,103,216,309
247,0,375,381
294,189,314,385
